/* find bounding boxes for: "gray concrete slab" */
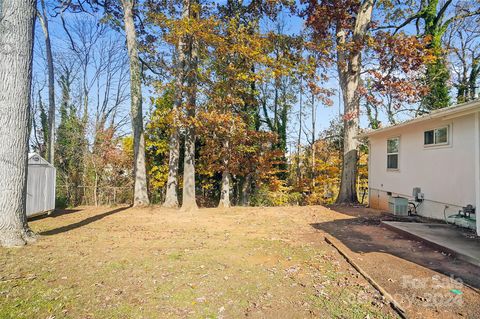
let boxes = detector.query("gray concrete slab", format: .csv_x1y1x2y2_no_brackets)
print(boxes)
382,221,480,267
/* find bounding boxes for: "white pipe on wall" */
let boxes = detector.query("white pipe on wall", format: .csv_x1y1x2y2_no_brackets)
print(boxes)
475,111,480,236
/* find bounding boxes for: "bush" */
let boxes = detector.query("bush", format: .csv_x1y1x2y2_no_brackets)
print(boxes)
251,186,303,207
55,196,68,209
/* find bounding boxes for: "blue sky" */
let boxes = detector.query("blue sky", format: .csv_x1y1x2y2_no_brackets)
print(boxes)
32,0,427,150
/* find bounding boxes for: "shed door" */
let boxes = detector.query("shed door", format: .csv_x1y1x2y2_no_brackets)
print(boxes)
26,166,47,217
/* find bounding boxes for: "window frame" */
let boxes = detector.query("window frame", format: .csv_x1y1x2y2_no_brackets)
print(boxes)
423,125,450,147
386,136,400,171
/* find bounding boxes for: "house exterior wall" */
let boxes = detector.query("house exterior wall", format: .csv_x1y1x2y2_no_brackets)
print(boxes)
368,114,478,227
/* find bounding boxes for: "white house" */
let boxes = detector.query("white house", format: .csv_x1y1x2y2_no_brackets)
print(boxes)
26,152,56,217
359,100,480,235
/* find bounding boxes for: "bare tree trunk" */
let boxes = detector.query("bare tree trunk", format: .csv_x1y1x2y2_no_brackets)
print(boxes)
296,80,302,185
93,160,98,206
0,0,37,247
240,174,251,206
38,0,55,164
336,0,373,204
181,0,199,211
163,0,190,208
311,92,316,191
163,126,180,208
219,170,231,208
182,116,197,210
121,0,149,206
218,140,230,208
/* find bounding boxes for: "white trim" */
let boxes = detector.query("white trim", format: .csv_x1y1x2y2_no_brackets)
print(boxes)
423,124,451,148
386,136,400,170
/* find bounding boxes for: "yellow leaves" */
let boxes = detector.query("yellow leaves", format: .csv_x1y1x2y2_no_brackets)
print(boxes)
148,164,168,190
122,136,134,159
162,14,221,48
144,90,174,194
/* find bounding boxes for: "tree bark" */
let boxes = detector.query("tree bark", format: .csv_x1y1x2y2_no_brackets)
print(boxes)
336,0,373,204
219,170,231,208
38,0,55,164
311,92,316,191
296,80,302,186
218,140,230,208
182,118,197,210
121,0,149,206
180,0,199,211
163,125,180,208
0,0,37,247
239,174,251,206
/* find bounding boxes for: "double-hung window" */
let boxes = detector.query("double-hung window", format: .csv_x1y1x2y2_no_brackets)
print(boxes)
387,137,399,170
424,126,449,146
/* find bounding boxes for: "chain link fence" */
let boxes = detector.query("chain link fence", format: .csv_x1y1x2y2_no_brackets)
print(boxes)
57,185,133,207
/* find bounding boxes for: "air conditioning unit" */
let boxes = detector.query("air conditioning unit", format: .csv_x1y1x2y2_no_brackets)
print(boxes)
388,196,409,216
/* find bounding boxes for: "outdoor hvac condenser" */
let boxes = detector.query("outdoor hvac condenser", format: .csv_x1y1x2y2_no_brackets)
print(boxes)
388,196,409,216
26,153,56,217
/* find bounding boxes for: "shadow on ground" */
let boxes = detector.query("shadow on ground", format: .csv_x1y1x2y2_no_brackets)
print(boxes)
40,206,130,236
311,206,480,289
29,209,84,222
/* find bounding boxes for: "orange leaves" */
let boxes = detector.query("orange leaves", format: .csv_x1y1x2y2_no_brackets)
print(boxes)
359,31,433,112
343,109,359,121
196,108,281,187
369,32,433,73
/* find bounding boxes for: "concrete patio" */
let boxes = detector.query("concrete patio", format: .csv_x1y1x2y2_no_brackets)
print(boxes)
382,221,480,267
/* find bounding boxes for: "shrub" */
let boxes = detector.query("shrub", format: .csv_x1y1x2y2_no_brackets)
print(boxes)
251,185,303,207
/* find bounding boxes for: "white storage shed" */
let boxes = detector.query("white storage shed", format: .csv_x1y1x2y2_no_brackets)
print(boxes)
26,152,56,217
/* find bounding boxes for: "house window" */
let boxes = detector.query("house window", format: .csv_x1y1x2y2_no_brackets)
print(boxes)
424,126,449,146
387,137,399,170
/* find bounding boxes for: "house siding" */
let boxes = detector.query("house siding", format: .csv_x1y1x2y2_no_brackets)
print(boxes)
368,114,477,225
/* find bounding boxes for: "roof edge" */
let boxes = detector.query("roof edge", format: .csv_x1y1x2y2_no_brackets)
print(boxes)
357,99,480,139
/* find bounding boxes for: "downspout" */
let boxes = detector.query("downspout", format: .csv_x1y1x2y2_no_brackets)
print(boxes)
367,139,372,207
475,111,480,236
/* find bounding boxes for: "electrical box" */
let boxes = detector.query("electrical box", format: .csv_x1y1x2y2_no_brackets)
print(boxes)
388,196,409,216
412,187,424,202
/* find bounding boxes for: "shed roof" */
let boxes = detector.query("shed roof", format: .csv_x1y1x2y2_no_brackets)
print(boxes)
357,99,480,138
28,152,54,167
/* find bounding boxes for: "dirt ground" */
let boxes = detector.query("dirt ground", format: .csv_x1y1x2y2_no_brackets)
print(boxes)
0,205,478,318
311,206,480,319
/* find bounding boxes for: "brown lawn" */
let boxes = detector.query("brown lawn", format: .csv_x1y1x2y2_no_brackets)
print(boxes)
0,205,478,318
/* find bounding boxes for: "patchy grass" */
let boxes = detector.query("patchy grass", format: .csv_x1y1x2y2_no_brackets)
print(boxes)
0,206,396,318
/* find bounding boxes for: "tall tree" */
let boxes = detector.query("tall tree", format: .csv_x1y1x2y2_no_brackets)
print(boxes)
37,0,56,163
181,0,200,211
163,0,190,208
305,0,374,204
55,66,86,207
335,0,373,204
121,0,150,206
57,0,152,205
0,0,37,247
